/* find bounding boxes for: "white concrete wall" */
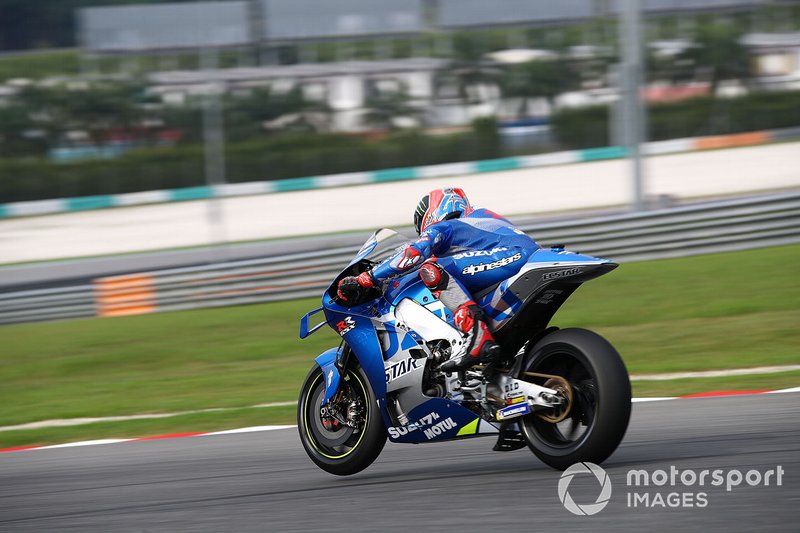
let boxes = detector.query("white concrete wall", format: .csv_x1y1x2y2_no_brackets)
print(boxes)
1,141,798,264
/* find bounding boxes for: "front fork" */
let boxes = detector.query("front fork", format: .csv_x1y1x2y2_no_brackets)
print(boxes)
315,344,349,406
316,344,364,428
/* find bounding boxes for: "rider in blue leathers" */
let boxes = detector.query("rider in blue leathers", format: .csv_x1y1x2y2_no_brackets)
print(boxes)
338,187,540,371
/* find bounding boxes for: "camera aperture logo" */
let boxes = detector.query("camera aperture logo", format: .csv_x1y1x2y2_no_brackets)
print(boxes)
558,462,612,516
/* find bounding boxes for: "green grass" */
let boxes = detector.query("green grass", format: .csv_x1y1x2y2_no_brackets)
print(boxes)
0,405,297,450
0,50,80,82
632,371,800,398
0,49,244,82
1,244,798,447
0,300,335,427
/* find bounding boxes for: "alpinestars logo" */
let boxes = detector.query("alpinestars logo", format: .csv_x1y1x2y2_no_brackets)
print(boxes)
394,247,422,270
461,253,522,276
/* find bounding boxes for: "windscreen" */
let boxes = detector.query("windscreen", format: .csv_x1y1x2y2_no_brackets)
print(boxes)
328,228,415,303
349,228,413,267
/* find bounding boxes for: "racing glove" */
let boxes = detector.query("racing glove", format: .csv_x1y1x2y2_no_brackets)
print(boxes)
336,271,375,303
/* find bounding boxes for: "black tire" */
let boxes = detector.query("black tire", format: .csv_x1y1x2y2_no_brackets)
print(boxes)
297,363,386,476
519,328,631,470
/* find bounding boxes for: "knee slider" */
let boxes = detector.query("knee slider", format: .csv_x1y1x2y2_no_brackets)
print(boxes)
419,262,448,291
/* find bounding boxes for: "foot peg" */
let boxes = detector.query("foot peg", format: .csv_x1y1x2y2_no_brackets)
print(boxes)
439,340,500,373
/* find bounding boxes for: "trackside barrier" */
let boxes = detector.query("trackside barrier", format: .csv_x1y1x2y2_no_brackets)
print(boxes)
95,275,156,317
0,192,798,324
2,127,799,219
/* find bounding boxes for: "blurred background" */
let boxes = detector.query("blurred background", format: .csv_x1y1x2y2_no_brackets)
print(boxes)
0,0,798,458
0,0,799,202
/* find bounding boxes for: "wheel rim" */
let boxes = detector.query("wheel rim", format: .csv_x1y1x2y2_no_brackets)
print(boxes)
303,369,369,460
522,348,598,452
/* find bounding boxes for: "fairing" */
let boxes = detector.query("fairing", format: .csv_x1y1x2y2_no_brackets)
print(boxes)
301,231,616,443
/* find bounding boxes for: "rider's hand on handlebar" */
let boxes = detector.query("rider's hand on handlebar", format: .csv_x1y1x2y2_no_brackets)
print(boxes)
336,272,375,303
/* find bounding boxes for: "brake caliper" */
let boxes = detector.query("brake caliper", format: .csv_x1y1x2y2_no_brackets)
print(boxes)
319,403,342,431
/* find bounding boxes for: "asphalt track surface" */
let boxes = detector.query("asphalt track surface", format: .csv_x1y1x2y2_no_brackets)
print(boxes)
1,394,798,532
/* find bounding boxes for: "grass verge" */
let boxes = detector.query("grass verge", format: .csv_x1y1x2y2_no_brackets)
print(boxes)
0,405,296,449
632,370,800,398
0,50,79,82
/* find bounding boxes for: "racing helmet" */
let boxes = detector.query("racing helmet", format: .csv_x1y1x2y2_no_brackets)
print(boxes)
413,187,474,234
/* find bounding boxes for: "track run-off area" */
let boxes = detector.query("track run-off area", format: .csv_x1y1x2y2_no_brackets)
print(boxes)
1,391,797,532
2,140,798,264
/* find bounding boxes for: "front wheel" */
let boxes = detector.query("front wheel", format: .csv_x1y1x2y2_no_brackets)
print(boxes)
297,363,386,475
519,328,631,470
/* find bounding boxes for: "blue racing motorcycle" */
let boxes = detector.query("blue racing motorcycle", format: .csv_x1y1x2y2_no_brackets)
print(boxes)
298,229,631,475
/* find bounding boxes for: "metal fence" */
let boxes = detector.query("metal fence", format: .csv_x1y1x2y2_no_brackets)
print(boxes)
1,192,798,325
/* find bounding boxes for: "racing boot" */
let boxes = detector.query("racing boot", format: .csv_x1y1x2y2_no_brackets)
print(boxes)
440,302,500,372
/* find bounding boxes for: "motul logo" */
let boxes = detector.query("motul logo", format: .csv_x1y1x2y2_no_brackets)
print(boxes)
423,417,456,439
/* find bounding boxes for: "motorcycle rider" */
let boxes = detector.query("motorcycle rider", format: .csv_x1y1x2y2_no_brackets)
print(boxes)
337,187,540,371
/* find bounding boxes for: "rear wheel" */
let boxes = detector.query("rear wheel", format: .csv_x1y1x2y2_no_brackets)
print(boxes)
297,364,386,475
519,328,631,470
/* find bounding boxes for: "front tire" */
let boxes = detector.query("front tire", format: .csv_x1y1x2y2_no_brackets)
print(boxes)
297,364,386,475
519,328,631,470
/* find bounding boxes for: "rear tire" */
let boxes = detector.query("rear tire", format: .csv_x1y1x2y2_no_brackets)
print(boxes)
297,364,386,475
519,328,631,470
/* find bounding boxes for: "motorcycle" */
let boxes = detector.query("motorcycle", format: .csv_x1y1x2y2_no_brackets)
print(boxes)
298,229,631,475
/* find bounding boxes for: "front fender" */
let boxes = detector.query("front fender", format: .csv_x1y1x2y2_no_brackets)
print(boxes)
314,333,388,407
341,325,387,401
314,342,392,430
324,308,388,403
314,348,341,406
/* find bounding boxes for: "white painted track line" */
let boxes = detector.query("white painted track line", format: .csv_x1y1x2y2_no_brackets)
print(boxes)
2,388,798,454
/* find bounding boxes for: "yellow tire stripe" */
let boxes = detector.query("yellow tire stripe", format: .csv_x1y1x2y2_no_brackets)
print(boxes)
304,370,369,460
